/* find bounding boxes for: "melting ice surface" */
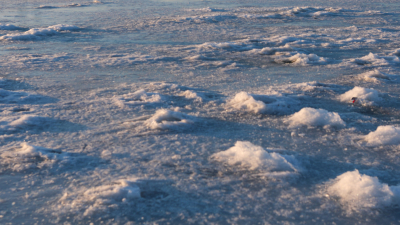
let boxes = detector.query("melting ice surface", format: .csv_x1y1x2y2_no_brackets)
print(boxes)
1,0,400,224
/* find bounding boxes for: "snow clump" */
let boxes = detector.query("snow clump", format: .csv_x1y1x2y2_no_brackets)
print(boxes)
326,170,400,213
338,86,381,106
285,107,345,129
113,89,162,107
364,125,400,146
0,24,80,41
211,141,302,175
144,109,196,130
358,70,390,83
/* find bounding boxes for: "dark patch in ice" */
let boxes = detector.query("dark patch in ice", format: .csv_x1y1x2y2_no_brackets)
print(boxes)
141,191,169,200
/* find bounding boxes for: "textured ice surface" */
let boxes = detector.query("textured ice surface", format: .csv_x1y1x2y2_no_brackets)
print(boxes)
0,24,79,41
144,109,196,130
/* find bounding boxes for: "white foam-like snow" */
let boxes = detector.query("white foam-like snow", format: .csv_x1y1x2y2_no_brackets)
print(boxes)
275,53,327,66
59,179,141,217
0,143,65,171
144,109,196,130
211,141,301,175
285,107,345,129
358,70,391,83
364,126,400,146
0,24,79,41
227,92,298,115
326,170,400,213
9,115,51,127
338,86,381,106
113,89,162,107
349,53,400,66
178,90,203,102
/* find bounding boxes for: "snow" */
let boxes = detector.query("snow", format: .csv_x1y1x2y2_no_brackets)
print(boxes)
326,170,400,213
358,70,390,83
285,107,345,129
59,179,141,217
113,89,162,107
338,86,381,106
364,126,400,146
0,24,23,30
144,109,196,130
275,53,327,66
0,24,79,41
211,141,301,174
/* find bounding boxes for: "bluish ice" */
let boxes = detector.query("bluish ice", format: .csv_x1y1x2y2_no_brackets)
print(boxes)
1,0,400,224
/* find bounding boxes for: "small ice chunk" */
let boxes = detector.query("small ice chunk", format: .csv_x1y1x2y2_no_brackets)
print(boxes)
179,90,203,102
275,53,327,66
144,109,195,130
47,24,80,31
326,170,400,213
364,125,400,146
227,92,267,114
338,86,381,106
211,141,301,173
285,107,345,129
0,24,80,41
113,89,162,107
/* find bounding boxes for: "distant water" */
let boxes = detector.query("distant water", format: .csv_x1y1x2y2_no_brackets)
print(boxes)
1,0,400,224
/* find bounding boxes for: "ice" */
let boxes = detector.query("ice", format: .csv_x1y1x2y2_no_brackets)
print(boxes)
178,90,203,102
59,179,140,217
144,109,196,130
0,24,23,30
364,126,400,146
348,52,400,66
326,170,400,213
211,141,301,174
0,24,79,41
338,86,381,106
113,89,162,107
275,53,327,66
0,143,64,172
285,107,345,129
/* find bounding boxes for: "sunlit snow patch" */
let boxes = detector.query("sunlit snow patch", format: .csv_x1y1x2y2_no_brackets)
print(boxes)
285,107,345,129
275,53,327,66
348,53,400,66
227,92,297,115
211,141,301,177
144,109,196,130
364,126,400,146
0,24,80,41
59,179,141,217
113,89,162,108
0,143,66,172
338,86,382,106
326,170,400,214
358,70,391,83
178,90,204,102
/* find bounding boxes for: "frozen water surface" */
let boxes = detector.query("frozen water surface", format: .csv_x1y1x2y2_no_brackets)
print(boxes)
1,0,400,224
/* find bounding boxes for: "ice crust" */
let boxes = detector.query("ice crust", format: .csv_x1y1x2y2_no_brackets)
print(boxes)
59,179,141,217
326,170,400,213
211,141,301,174
285,108,345,129
144,109,195,130
0,24,79,41
364,126,400,146
338,86,381,106
0,24,23,30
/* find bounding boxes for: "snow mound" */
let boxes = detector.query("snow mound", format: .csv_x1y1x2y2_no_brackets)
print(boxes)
144,109,195,130
358,70,390,83
9,115,52,127
227,92,297,115
0,143,64,172
59,179,140,217
275,53,327,66
338,86,381,106
364,126,400,146
285,108,345,129
326,170,400,213
113,89,162,107
0,23,23,30
179,90,203,102
211,141,301,175
350,53,400,66
0,24,80,41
